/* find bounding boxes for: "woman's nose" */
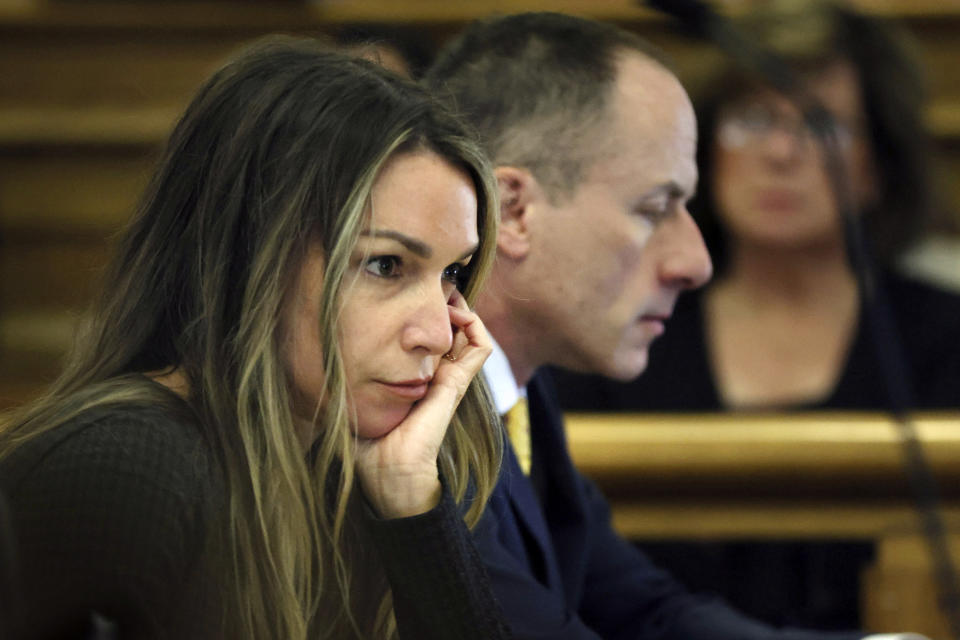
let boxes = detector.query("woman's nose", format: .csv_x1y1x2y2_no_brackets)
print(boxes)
759,119,809,164
400,286,454,355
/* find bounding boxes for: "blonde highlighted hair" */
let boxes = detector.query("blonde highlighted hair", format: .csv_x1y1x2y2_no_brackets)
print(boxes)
1,37,501,639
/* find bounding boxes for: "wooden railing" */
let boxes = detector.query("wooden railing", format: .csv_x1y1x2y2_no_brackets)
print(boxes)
566,411,960,637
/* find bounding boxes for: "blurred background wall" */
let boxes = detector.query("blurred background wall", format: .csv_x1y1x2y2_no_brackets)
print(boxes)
0,0,957,409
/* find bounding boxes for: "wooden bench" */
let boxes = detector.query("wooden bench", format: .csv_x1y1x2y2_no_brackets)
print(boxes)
567,411,960,637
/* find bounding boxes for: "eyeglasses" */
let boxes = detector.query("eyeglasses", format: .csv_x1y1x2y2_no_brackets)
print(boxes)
716,101,860,154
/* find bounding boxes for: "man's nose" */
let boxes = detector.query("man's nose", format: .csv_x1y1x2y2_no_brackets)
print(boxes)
400,285,454,355
658,208,713,290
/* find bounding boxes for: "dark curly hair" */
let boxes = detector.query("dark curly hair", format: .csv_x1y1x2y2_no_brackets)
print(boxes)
692,0,937,272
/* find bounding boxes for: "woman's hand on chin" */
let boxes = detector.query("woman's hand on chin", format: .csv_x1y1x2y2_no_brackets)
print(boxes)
355,290,492,519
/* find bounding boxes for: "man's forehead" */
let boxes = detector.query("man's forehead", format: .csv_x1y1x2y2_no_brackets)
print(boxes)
645,161,699,195
611,52,687,109
604,53,692,131
578,139,697,204
587,80,697,194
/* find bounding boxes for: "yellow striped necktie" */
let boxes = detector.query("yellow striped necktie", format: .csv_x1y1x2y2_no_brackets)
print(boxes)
505,397,532,475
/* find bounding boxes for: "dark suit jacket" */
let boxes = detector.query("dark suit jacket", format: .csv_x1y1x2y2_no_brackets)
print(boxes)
473,372,865,640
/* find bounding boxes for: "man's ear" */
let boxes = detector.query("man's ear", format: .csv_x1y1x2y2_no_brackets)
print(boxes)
495,166,541,260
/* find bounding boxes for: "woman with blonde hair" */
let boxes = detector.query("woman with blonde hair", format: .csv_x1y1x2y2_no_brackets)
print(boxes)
0,38,509,639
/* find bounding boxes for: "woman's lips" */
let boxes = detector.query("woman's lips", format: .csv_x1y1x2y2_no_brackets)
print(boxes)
377,379,430,400
755,189,803,213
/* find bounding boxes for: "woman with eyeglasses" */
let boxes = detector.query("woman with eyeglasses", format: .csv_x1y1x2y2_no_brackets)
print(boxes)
550,0,960,629
555,0,960,415
0,38,512,640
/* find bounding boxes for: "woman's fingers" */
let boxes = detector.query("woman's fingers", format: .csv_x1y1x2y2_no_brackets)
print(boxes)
444,290,491,360
444,290,472,360
355,293,493,519
446,313,470,363
436,301,492,394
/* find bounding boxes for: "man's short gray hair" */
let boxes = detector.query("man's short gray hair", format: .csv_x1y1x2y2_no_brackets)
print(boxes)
424,12,669,199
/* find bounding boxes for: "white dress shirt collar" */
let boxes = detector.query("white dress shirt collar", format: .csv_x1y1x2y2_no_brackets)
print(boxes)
483,335,526,415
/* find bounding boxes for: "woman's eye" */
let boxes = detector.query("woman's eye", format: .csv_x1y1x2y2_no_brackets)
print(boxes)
443,263,470,289
364,256,401,278
442,263,461,284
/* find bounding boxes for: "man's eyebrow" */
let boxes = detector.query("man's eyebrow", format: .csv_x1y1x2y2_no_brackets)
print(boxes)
643,181,695,200
359,230,432,258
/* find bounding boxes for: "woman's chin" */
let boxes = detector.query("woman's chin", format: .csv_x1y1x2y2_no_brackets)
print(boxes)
354,404,414,440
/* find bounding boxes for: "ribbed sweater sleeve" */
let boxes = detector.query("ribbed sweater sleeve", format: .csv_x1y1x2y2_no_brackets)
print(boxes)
365,486,513,639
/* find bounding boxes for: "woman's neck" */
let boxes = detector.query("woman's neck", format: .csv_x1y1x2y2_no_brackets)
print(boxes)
706,239,861,409
147,367,191,400
717,239,856,307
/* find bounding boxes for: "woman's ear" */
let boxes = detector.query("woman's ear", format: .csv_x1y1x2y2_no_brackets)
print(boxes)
494,166,539,260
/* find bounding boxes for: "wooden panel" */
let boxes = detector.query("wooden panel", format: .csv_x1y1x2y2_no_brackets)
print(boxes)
0,106,178,146
1,1,958,37
309,0,960,23
0,33,251,108
0,4,957,144
567,412,960,497
610,501,960,539
311,0,659,24
935,145,960,224
898,18,960,105
0,308,76,410
3,0,960,29
0,309,77,357
863,532,960,639
0,377,51,412
0,149,155,232
0,238,112,310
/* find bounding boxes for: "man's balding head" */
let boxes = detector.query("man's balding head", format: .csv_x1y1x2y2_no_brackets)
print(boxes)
427,14,711,385
425,12,669,199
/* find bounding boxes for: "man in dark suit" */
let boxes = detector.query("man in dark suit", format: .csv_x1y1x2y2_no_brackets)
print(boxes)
425,13,923,640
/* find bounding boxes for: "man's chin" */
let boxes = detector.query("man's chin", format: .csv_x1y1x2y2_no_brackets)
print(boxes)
553,345,649,382
602,349,649,382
